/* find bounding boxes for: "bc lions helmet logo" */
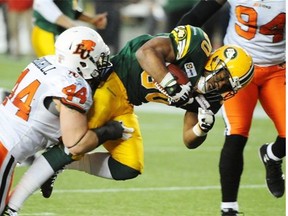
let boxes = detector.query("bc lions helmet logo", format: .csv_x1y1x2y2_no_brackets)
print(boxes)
73,40,96,59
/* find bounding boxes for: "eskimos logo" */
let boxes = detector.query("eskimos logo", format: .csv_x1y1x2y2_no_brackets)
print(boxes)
73,40,96,59
224,47,237,59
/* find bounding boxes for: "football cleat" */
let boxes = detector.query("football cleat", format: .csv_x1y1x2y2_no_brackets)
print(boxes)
259,144,285,198
40,170,61,198
2,206,18,216
221,208,244,216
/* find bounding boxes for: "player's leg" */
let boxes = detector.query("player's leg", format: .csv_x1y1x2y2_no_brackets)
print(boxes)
258,63,286,198
42,74,142,196
0,142,17,214
5,144,72,213
67,112,144,180
31,25,55,57
99,112,143,179
219,79,258,215
40,113,143,198
7,10,20,58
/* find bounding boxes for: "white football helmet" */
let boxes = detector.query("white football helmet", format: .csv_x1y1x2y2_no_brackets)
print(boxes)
55,26,112,80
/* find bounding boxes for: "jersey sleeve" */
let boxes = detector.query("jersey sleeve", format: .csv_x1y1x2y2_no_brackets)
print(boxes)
169,25,212,60
57,71,93,113
33,0,63,23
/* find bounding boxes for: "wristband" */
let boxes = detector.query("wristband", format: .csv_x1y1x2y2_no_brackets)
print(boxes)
160,72,176,87
94,127,108,144
192,123,207,137
42,144,75,172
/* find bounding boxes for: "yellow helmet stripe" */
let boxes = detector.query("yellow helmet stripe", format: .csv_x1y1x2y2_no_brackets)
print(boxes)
240,63,254,86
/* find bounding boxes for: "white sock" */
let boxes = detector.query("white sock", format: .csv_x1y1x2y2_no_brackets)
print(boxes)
267,143,281,161
8,155,54,211
221,202,239,211
67,152,113,179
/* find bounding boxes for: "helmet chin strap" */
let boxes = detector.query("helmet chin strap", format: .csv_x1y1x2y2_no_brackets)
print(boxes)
197,76,207,93
197,73,215,94
229,77,241,91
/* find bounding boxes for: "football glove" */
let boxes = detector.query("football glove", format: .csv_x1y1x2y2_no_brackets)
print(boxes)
93,121,134,144
197,107,215,132
159,72,192,106
121,123,134,140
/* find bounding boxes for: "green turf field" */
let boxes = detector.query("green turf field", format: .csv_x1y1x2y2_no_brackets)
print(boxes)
0,54,285,215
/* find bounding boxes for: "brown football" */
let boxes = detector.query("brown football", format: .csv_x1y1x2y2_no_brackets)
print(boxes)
167,63,189,85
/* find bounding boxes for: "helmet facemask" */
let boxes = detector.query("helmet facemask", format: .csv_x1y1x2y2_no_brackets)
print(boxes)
78,51,112,92
77,51,112,79
198,59,242,101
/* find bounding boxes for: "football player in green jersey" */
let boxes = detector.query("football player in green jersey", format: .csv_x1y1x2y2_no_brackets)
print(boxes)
32,0,107,57
4,25,254,214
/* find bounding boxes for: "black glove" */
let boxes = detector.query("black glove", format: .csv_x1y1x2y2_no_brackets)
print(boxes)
93,121,134,144
94,121,124,144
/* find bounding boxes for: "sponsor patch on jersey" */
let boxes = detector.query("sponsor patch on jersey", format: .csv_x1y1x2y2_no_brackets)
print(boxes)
184,62,197,78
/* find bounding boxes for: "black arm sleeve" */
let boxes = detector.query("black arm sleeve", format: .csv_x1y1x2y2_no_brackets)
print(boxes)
177,0,223,27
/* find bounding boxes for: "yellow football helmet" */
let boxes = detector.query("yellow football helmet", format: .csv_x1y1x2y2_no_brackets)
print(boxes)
203,44,254,100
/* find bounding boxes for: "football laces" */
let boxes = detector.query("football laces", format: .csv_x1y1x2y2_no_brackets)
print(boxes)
154,82,170,98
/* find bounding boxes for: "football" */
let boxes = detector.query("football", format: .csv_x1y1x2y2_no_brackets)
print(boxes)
167,63,189,85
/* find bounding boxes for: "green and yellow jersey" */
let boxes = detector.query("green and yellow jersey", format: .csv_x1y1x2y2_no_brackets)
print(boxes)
111,25,220,113
88,25,220,172
33,0,80,35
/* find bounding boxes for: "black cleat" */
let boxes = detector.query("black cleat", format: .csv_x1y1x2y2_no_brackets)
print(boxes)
259,144,285,198
221,208,244,216
40,171,60,198
2,206,18,216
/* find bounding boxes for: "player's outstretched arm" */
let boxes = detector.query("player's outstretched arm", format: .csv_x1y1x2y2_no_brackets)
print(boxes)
177,0,226,27
183,108,215,149
5,121,134,212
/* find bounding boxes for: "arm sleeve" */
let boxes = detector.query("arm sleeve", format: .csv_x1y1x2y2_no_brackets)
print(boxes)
33,0,63,23
177,0,223,27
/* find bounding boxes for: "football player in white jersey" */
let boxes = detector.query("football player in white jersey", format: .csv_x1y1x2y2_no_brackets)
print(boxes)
178,0,286,215
0,26,133,215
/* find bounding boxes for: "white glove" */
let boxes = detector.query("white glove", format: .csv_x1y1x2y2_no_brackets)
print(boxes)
121,123,134,140
197,107,215,132
158,72,192,106
168,82,192,103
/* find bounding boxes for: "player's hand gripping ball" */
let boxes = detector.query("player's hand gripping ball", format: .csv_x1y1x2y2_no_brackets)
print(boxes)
166,63,189,85
155,63,193,107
